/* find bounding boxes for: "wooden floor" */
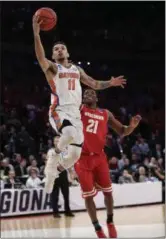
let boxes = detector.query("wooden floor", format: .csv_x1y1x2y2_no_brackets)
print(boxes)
1,204,165,238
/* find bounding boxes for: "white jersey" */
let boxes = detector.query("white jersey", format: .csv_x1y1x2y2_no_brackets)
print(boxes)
49,63,82,119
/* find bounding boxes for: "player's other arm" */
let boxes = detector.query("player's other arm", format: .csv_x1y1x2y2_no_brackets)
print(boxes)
78,67,126,90
107,110,141,136
32,15,57,74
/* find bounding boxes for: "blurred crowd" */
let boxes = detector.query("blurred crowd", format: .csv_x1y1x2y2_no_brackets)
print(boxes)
0,86,165,192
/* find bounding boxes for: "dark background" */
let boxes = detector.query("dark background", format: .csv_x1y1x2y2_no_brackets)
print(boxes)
1,2,165,125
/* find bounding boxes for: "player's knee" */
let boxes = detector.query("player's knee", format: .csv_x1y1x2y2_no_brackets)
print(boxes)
85,195,94,202
70,146,82,162
76,131,84,145
62,125,77,142
104,191,113,199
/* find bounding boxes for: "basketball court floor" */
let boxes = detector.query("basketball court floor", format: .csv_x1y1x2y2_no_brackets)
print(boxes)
1,204,165,238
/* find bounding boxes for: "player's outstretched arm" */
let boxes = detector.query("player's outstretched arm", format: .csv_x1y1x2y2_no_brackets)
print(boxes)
78,67,126,90
107,110,141,136
32,15,57,74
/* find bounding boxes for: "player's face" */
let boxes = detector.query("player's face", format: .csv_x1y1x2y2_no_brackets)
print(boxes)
52,44,69,61
83,89,98,104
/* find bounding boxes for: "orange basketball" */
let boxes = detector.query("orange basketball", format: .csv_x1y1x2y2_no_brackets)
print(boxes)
35,7,57,31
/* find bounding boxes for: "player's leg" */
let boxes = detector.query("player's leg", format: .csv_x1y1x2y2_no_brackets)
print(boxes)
59,144,82,169
84,197,107,238
59,171,74,217
46,114,83,193
94,153,117,238
44,145,60,194
50,113,84,168
51,178,61,218
74,158,107,238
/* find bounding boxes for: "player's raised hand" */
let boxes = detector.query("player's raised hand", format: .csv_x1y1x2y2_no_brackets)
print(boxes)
129,115,142,128
110,76,127,88
32,15,43,35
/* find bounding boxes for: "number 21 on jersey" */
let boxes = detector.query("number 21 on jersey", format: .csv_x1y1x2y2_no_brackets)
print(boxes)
68,79,75,90
86,119,99,134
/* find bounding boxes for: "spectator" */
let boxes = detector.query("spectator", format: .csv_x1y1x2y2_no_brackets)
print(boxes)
138,166,148,182
131,140,142,159
39,153,47,176
3,144,12,158
149,132,157,149
123,158,130,171
17,126,31,156
139,138,150,157
118,155,130,171
15,158,27,177
0,158,14,177
109,157,119,183
158,157,164,171
149,157,157,168
118,154,127,171
26,168,42,188
4,170,22,189
148,168,159,182
143,157,150,167
152,144,164,159
28,154,36,164
118,169,135,184
130,154,139,172
11,153,22,167
152,163,165,182
27,159,39,174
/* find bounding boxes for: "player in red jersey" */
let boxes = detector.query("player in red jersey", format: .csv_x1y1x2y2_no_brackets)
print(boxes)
74,89,141,238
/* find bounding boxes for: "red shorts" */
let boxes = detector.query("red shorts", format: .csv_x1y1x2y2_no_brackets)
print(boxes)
74,151,112,198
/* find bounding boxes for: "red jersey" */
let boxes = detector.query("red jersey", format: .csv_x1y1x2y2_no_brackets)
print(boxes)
81,105,108,155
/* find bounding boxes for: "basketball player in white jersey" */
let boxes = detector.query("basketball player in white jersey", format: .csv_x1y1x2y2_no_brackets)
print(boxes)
32,15,126,193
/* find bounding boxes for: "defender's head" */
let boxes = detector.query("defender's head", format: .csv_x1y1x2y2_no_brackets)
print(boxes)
52,41,69,61
83,89,98,104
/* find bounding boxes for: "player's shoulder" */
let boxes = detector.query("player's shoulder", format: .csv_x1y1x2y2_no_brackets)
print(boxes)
70,63,82,72
97,107,105,112
55,63,63,71
97,108,109,120
47,148,56,157
80,104,91,112
97,107,107,114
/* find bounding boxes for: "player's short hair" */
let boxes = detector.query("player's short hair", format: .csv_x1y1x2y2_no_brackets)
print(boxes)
84,88,97,94
83,88,98,98
53,41,67,49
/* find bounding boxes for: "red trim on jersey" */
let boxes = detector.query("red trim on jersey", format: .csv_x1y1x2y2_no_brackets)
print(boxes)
49,79,61,129
95,182,112,193
82,187,98,198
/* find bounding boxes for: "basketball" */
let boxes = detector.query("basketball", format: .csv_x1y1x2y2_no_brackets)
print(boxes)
35,7,57,31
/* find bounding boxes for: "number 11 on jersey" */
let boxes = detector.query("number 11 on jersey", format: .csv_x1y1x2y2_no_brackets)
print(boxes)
86,119,99,134
68,79,75,90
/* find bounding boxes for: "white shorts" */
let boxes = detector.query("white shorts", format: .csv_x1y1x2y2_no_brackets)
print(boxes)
49,106,84,145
